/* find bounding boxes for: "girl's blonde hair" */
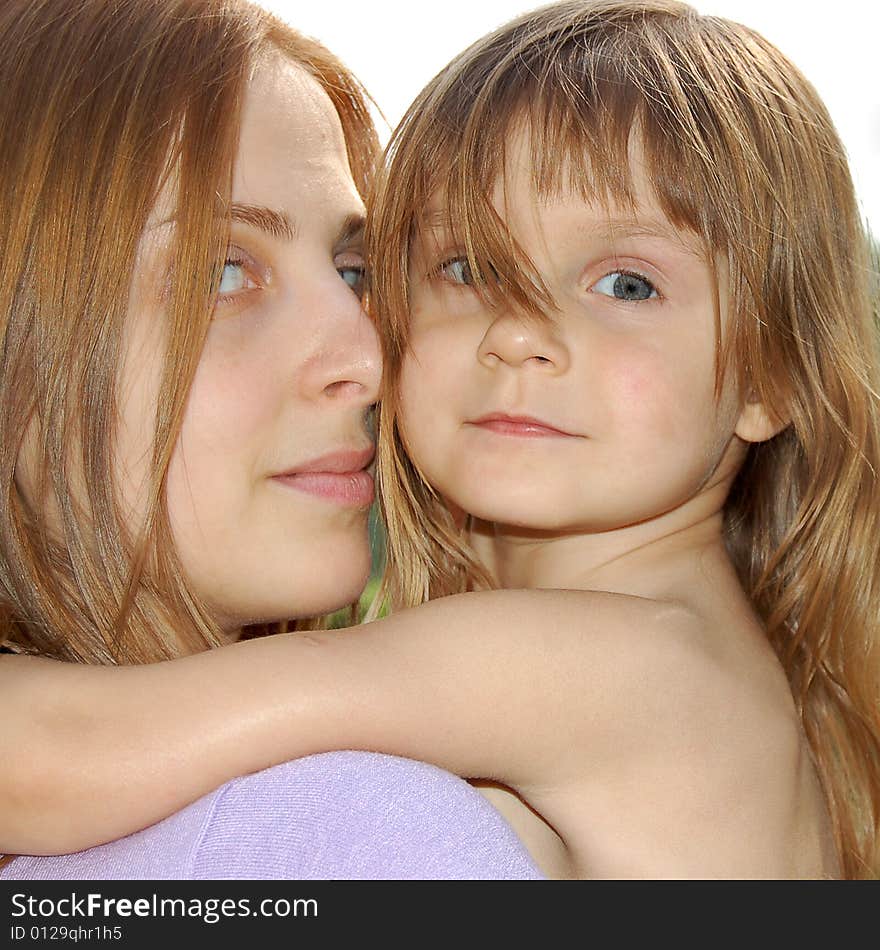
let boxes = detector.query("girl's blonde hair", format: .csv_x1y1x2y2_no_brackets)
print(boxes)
0,0,379,663
368,0,880,878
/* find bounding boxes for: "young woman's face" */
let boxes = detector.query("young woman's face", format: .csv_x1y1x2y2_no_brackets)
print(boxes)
119,54,380,631
399,129,755,535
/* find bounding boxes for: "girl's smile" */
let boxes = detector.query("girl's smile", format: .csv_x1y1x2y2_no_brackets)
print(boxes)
465,412,584,438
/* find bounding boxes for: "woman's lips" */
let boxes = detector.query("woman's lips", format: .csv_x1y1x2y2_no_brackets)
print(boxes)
467,413,579,438
272,447,375,507
274,471,375,506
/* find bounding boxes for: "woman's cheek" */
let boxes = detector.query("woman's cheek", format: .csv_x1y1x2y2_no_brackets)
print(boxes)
181,339,269,455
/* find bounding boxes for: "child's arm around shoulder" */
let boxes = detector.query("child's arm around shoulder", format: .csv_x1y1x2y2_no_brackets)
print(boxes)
0,588,744,858
251,588,798,877
295,588,747,794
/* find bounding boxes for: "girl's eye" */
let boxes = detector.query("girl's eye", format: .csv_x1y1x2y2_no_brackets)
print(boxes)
592,271,657,301
337,264,365,298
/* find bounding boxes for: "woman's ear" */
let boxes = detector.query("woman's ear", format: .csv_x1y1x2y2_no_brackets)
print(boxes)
734,393,789,444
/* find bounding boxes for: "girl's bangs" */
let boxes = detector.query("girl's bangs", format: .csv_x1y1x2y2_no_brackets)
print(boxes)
409,33,731,322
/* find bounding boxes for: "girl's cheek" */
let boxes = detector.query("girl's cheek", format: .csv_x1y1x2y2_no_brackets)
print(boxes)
607,352,668,412
614,362,655,408
402,327,459,389
605,356,691,443
398,354,434,419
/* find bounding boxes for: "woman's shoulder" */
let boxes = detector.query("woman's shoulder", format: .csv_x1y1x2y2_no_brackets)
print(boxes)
194,752,542,879
1,752,544,881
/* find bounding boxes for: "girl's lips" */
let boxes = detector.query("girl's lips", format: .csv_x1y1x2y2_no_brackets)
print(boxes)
467,413,579,438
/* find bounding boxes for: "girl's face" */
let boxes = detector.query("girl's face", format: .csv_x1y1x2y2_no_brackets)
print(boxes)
119,54,380,630
399,129,759,536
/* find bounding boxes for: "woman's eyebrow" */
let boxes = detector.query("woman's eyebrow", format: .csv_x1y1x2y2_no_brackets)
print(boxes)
227,206,364,251
333,213,366,252
230,203,296,241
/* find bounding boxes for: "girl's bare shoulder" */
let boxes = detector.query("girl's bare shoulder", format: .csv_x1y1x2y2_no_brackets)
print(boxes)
386,585,794,777
471,589,815,877
333,586,816,878
489,586,798,759
415,586,757,714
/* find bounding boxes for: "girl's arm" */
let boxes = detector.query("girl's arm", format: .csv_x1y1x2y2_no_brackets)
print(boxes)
2,588,712,855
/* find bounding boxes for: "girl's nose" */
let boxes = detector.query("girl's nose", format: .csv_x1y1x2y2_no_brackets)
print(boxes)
476,312,570,374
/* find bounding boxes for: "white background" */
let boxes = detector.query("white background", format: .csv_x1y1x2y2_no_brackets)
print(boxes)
262,0,880,236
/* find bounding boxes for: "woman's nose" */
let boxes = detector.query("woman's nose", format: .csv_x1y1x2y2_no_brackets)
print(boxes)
302,280,382,407
476,312,570,374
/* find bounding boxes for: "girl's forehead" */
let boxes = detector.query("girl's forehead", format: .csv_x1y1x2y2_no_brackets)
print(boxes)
419,125,703,261
491,122,656,210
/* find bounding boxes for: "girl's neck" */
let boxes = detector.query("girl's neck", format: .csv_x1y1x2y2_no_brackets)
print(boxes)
468,482,731,601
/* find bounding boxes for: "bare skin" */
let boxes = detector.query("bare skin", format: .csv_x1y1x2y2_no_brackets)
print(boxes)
0,571,838,878
1,123,840,877
469,522,838,878
0,435,840,877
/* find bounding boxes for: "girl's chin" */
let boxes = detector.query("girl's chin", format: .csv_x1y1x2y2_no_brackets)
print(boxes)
445,489,572,529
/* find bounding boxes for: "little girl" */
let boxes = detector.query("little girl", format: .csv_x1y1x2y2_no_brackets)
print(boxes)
4,0,879,878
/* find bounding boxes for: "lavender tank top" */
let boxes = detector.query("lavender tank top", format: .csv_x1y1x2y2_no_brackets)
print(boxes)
1,752,543,880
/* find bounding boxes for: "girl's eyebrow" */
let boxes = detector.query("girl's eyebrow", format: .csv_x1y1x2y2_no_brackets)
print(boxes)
420,210,455,229
588,217,705,258
417,207,689,242
600,219,674,238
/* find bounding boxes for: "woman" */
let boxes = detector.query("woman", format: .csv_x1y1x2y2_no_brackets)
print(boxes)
0,0,540,878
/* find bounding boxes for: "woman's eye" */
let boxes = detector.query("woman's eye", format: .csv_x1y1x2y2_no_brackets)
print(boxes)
592,271,657,301
211,248,260,311
217,260,250,295
440,257,475,285
338,264,365,297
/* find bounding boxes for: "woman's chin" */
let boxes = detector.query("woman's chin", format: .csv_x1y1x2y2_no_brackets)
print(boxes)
182,526,374,630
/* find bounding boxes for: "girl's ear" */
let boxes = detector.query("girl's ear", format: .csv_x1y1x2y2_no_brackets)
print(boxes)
734,394,789,444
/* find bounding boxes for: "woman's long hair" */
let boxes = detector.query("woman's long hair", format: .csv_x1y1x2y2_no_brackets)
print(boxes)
367,0,880,877
0,0,378,663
